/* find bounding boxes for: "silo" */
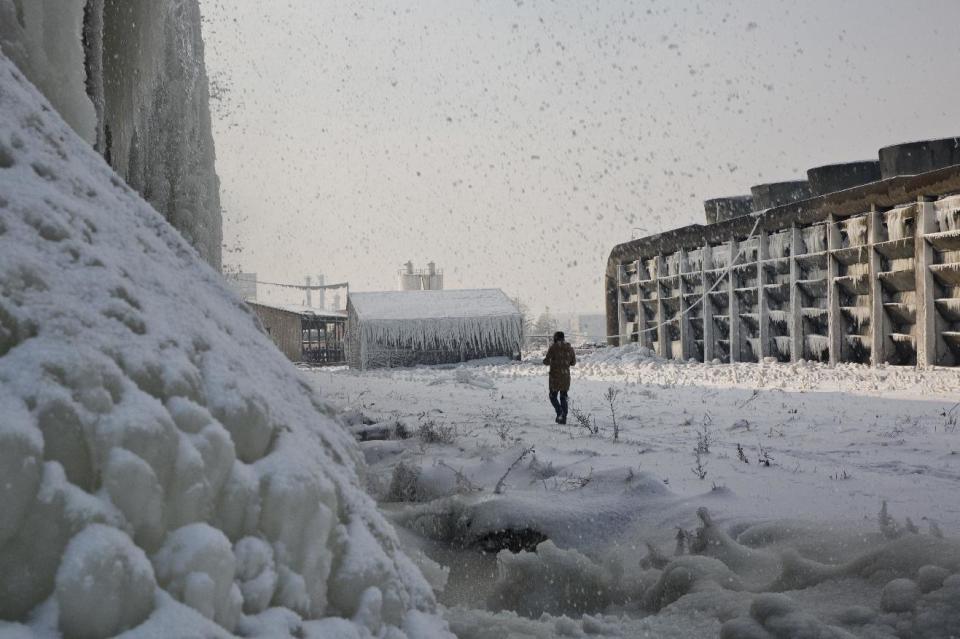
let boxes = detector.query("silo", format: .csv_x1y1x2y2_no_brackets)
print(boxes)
426,261,443,290
703,195,754,224
398,261,421,291
806,161,881,196
879,137,960,179
750,180,813,211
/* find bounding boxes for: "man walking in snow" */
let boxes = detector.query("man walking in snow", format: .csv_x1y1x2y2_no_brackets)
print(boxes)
543,331,576,424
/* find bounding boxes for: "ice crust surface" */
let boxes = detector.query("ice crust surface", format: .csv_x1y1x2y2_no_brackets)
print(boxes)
0,53,450,638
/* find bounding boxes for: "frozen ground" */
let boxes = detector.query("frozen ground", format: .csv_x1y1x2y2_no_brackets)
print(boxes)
309,346,960,638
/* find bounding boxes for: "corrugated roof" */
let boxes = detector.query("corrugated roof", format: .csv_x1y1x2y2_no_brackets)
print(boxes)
349,289,520,321
248,301,347,319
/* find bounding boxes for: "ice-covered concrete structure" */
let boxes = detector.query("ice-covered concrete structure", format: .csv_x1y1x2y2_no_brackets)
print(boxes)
0,0,222,267
346,289,523,369
606,137,960,367
0,53,450,637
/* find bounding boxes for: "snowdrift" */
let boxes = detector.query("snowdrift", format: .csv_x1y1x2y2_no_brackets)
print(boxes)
0,54,450,637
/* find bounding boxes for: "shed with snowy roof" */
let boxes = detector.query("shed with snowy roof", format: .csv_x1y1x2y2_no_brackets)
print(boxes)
346,289,523,369
249,302,347,365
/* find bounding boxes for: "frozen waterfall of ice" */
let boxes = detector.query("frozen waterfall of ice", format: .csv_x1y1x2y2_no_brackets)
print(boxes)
0,53,451,638
0,0,222,268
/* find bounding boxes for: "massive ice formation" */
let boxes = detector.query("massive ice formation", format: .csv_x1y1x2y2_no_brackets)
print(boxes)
0,0,222,267
0,53,450,637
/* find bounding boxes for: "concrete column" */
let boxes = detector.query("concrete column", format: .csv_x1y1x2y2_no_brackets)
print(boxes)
633,259,642,345
639,258,655,350
916,198,937,368
758,230,771,359
827,215,843,366
868,207,888,366
702,244,715,362
728,241,742,362
678,249,693,360
655,255,669,358
617,262,628,343
789,225,803,362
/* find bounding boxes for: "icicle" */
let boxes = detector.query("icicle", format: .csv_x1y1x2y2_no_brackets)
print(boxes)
361,315,523,354
768,310,788,326
886,208,913,241
845,306,871,330
844,216,868,246
897,291,917,306
767,232,790,259
712,249,730,271
774,336,791,357
803,226,826,253
846,262,870,278
935,195,960,237
805,335,829,360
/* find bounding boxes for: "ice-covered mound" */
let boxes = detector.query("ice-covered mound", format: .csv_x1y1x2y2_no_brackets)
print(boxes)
0,53,450,637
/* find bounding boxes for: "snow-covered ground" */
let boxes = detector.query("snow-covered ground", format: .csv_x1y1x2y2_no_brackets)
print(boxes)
309,346,960,638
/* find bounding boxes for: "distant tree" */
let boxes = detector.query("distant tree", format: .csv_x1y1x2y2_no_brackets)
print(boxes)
532,307,558,347
512,296,534,345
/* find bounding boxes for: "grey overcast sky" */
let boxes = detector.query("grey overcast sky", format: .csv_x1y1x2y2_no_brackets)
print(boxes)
200,0,960,315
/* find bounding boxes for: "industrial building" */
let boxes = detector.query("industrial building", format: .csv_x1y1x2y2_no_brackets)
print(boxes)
605,137,960,368
346,289,523,369
397,261,444,291
249,302,346,365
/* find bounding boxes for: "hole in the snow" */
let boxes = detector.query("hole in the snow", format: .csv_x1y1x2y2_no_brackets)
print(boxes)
472,528,549,554
111,286,142,310
0,141,15,168
31,162,57,181
102,307,147,335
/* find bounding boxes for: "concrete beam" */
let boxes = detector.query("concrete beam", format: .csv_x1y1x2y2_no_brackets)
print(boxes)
702,245,715,362
728,241,742,362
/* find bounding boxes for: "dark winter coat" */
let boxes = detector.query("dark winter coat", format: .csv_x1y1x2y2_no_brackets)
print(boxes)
543,342,576,392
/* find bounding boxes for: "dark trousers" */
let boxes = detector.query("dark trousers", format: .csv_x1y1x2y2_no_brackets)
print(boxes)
549,390,568,417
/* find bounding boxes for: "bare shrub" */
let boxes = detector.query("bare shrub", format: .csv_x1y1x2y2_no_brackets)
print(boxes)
529,455,557,480
393,420,410,439
736,443,749,464
494,445,535,494
570,405,598,435
435,460,481,494
604,386,622,441
691,449,707,480
757,444,773,467
695,417,713,454
418,418,456,445
387,460,422,502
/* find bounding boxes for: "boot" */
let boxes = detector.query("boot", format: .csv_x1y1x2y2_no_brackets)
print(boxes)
558,412,567,425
